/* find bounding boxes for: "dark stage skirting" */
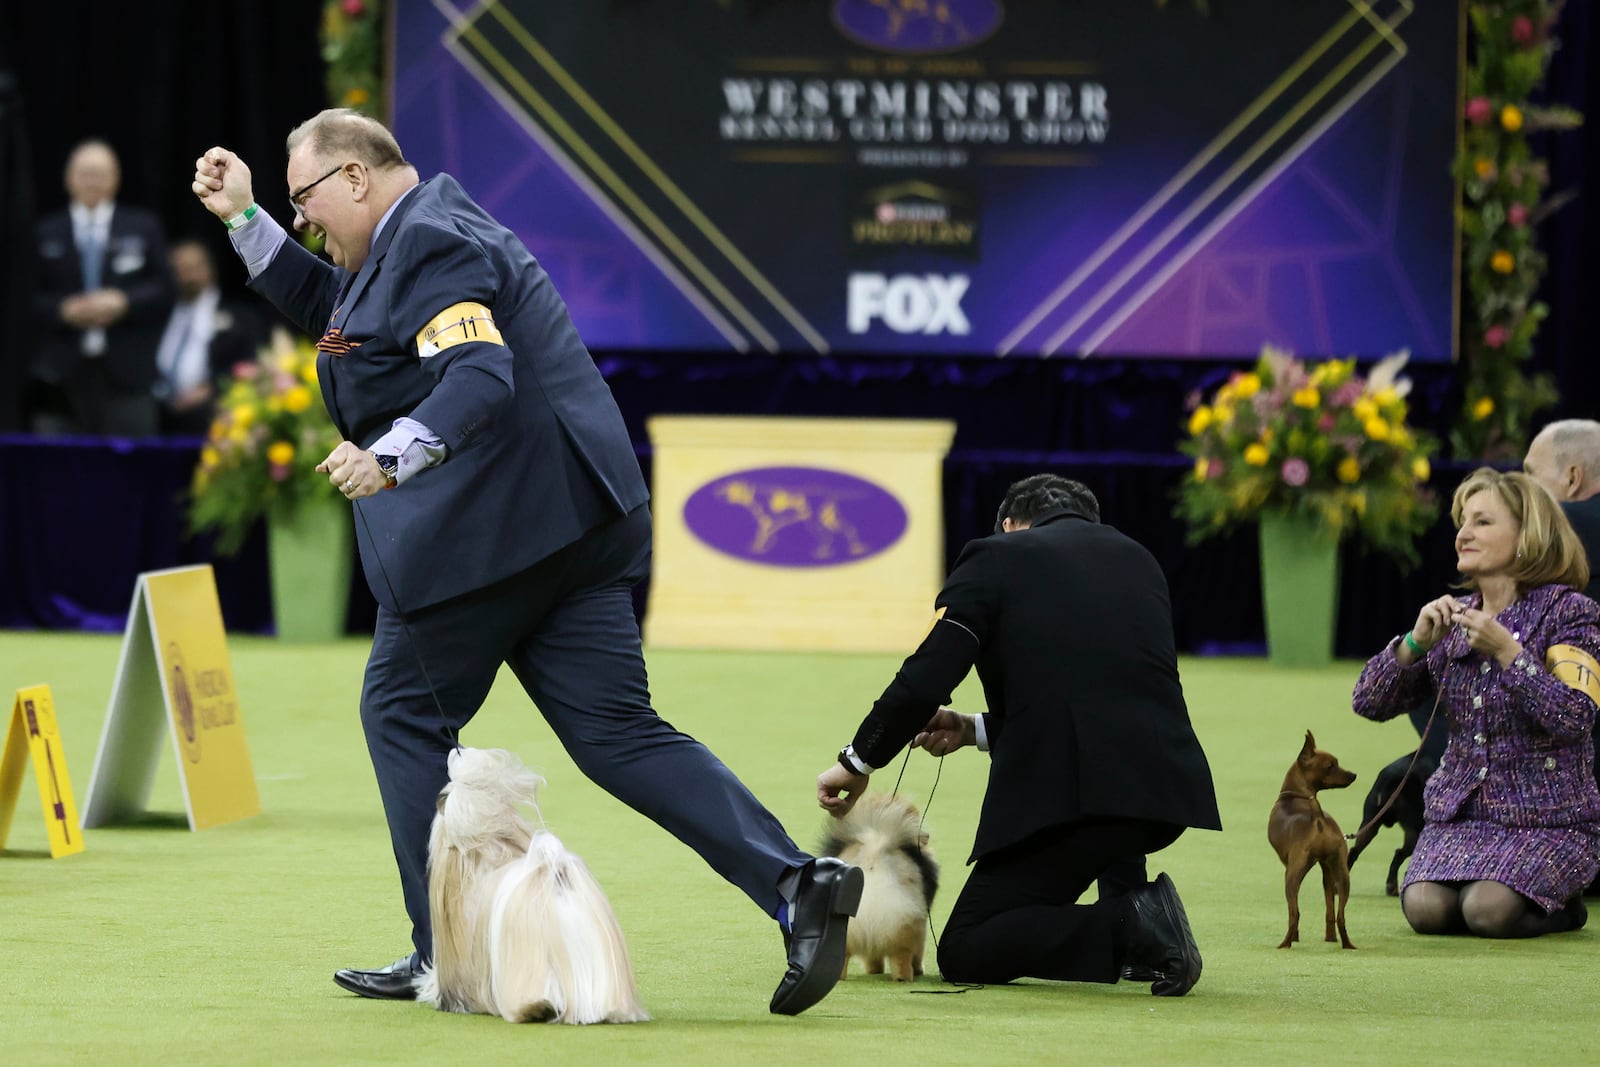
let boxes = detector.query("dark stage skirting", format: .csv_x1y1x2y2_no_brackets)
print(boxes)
0,429,1474,660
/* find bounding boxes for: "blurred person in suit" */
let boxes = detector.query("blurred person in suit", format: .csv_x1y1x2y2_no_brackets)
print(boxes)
816,474,1221,995
31,138,172,436
1525,419,1600,896
188,108,859,1016
154,238,266,436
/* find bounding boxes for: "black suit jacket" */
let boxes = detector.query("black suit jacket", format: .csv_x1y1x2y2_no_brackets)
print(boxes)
852,509,1222,862
1563,497,1600,603
32,204,173,390
249,175,649,612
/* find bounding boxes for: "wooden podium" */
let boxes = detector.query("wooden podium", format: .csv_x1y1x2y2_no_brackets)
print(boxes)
644,416,956,652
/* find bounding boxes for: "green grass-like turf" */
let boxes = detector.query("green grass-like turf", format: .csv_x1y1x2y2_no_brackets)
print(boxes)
1,633,1594,1064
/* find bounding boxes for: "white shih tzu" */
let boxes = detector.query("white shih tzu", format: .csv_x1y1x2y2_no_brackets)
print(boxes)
415,747,648,1024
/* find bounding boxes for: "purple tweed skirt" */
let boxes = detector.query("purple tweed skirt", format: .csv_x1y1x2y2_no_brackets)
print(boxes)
1403,815,1600,912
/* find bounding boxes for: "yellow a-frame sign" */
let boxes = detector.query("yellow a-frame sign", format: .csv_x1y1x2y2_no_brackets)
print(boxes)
82,565,259,831
0,686,85,858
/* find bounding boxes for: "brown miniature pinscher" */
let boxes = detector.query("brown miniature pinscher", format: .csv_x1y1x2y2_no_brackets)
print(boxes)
1267,731,1357,949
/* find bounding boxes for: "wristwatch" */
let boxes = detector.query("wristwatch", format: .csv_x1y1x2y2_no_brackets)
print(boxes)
369,451,400,489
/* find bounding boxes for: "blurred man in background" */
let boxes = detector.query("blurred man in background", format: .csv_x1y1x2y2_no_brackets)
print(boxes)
31,138,171,436
154,238,265,436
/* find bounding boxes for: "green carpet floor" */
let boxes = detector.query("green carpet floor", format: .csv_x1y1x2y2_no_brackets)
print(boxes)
1,633,1593,1064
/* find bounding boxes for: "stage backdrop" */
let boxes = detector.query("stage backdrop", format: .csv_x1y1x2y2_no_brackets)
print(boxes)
392,0,1458,360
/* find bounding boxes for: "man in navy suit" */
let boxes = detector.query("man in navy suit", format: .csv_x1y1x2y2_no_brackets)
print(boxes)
32,139,172,435
190,109,859,1016
818,475,1220,995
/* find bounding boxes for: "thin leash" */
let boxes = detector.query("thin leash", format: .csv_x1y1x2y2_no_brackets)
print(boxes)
887,746,983,994
1345,683,1443,842
351,496,461,750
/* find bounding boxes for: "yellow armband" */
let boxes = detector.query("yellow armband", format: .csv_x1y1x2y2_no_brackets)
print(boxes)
1545,644,1600,704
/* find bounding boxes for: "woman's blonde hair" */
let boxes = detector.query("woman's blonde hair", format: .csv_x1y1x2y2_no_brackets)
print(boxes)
1451,467,1589,592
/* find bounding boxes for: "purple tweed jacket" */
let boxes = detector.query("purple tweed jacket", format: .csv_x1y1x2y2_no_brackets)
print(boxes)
1353,584,1600,828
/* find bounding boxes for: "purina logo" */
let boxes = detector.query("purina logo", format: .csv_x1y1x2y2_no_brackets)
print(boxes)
684,466,908,567
832,0,1003,55
166,642,202,764
847,273,971,335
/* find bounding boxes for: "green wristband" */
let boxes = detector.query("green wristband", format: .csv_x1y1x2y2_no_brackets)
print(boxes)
1403,631,1423,655
224,203,259,232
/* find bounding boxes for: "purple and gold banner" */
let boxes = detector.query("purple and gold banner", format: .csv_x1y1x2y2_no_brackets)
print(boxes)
393,1,1458,359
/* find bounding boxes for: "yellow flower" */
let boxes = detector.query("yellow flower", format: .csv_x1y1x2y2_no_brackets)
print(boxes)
1411,457,1431,482
1188,406,1214,435
228,424,249,444
300,362,319,385
231,405,255,429
283,386,314,414
1233,373,1261,399
1193,457,1210,482
1500,105,1523,133
1473,157,1496,180
1291,387,1320,409
266,395,284,414
1244,443,1270,466
1337,456,1361,483
200,446,221,470
1472,396,1495,420
1352,398,1377,422
267,441,296,467
1363,417,1391,441
344,87,371,108
1490,250,1516,274
1214,402,1236,425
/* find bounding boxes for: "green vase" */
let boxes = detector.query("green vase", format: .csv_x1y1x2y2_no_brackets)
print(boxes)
266,492,352,642
1258,511,1341,667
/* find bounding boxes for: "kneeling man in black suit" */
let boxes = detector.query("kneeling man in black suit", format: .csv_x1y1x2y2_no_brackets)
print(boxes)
817,474,1221,995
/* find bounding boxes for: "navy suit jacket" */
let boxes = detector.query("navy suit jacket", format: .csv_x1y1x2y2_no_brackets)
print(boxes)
33,205,173,389
249,174,648,613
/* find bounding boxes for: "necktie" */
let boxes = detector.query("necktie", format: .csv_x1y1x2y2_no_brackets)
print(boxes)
79,224,103,291
159,307,196,389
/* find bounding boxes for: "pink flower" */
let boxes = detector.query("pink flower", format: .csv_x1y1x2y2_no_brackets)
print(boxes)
1281,457,1310,487
233,361,259,380
1465,97,1493,126
1205,459,1224,480
269,463,291,482
1484,324,1509,349
1318,413,1336,432
1511,15,1535,46
1330,380,1364,407
1508,202,1529,227
342,0,366,16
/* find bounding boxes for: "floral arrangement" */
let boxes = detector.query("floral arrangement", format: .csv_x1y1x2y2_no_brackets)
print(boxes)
187,330,344,554
1176,346,1439,566
1453,0,1579,460
323,0,384,118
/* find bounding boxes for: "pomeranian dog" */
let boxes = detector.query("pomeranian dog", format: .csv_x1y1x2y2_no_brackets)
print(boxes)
819,793,939,981
416,747,648,1024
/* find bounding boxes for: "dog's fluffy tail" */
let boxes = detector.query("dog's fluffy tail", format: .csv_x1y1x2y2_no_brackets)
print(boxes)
490,830,648,1025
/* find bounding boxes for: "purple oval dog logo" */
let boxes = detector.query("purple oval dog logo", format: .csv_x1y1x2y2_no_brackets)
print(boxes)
684,466,908,567
832,0,1003,54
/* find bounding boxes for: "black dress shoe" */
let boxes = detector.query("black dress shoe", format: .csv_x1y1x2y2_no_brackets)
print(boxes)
1122,873,1202,997
1119,963,1161,983
333,955,424,1000
769,857,864,1016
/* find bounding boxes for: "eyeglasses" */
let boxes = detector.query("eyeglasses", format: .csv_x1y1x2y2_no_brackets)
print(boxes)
289,164,346,219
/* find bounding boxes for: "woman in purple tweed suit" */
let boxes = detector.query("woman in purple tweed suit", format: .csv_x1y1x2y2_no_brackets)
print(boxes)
1354,468,1600,937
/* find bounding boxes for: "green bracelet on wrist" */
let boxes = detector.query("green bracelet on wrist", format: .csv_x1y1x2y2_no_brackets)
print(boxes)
224,203,259,232
1403,631,1423,655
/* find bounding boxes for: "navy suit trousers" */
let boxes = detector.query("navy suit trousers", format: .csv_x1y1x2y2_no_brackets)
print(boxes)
356,504,809,961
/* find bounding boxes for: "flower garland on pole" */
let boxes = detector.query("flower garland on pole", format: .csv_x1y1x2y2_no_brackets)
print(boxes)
322,0,384,118
1453,0,1580,461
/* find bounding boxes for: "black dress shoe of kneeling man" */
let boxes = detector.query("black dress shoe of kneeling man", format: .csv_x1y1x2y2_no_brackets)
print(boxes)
334,954,424,1000
1122,872,1203,997
770,857,865,1016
